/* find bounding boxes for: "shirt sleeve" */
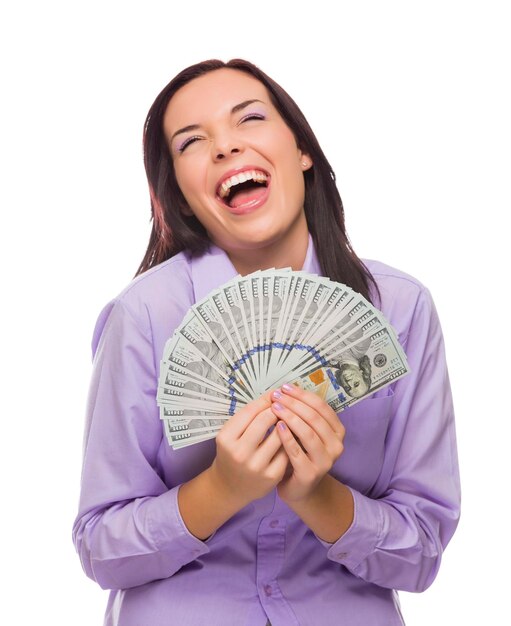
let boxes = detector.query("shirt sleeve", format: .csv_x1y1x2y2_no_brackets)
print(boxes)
72,299,211,591
317,287,461,592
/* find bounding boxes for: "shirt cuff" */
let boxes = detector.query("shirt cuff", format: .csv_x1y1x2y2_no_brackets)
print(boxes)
148,485,211,561
315,487,383,572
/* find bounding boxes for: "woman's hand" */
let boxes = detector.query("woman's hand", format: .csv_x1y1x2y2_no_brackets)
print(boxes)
271,383,346,503
209,393,289,508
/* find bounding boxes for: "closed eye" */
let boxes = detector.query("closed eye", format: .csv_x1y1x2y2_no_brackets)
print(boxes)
239,112,266,124
177,135,202,153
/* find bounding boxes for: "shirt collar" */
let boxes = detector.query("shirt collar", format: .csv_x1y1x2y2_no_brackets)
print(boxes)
189,244,239,303
190,233,321,303
302,232,322,275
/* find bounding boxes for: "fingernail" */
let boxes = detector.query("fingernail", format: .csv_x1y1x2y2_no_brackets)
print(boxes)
272,390,282,400
282,383,295,393
273,402,284,412
278,421,286,431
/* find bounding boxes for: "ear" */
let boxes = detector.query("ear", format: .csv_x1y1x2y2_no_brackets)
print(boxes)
299,152,313,171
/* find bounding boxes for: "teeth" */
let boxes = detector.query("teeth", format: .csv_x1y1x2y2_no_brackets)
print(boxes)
218,170,268,199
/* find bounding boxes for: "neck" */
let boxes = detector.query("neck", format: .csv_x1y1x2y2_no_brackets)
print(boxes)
226,224,310,276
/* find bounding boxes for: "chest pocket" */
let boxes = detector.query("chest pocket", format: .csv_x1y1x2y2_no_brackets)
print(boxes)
330,390,394,494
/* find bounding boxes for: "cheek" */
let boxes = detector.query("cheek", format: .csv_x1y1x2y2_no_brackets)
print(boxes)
174,167,194,200
277,135,301,170
286,170,306,210
174,163,209,210
261,123,301,171
270,145,305,204
276,143,306,196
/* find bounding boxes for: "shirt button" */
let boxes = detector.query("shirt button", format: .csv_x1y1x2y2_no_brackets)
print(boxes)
269,519,279,528
263,584,273,597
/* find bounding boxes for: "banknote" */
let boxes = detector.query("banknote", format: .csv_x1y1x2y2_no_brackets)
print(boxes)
162,331,251,403
157,269,410,448
291,325,408,412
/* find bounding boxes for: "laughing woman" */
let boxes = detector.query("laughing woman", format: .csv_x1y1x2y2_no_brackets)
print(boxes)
73,59,460,626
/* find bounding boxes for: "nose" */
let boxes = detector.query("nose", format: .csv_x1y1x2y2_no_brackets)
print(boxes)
212,132,244,161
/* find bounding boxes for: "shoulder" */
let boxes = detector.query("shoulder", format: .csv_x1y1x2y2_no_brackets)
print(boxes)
364,259,427,295
91,252,195,355
117,252,193,319
363,259,436,344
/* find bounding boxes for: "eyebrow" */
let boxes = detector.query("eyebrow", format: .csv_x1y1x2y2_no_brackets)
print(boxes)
170,99,265,143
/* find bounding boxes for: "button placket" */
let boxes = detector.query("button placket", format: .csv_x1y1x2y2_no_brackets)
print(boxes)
256,515,286,607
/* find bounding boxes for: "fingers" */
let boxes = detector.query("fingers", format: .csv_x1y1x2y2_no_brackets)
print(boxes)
223,393,273,439
266,445,289,476
275,420,309,461
251,423,285,466
242,405,280,447
212,393,287,504
216,392,280,462
273,404,326,463
281,383,346,437
271,384,345,445
274,419,318,496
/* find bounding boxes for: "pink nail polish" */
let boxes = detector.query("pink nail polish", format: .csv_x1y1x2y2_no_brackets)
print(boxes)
273,402,284,411
282,383,295,393
278,421,286,431
272,390,282,400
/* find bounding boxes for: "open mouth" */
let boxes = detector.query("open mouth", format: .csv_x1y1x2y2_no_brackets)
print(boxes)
216,169,270,209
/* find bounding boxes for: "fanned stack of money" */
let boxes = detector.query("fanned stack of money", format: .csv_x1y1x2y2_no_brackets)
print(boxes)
157,269,410,449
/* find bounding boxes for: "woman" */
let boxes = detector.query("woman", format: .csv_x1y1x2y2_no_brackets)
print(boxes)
73,59,460,626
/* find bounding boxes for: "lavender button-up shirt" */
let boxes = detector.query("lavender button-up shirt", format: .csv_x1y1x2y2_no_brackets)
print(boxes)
73,237,460,626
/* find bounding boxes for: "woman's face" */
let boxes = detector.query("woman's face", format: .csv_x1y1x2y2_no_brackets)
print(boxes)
163,68,312,261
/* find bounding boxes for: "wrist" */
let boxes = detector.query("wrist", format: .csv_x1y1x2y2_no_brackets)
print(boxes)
284,475,354,544
207,462,251,511
281,474,330,508
178,465,248,541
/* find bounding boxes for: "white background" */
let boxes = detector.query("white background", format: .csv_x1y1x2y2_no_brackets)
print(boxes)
1,1,509,624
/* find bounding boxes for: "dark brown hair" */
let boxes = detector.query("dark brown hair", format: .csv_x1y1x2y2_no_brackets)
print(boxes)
138,58,379,303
